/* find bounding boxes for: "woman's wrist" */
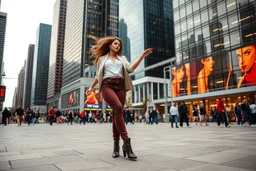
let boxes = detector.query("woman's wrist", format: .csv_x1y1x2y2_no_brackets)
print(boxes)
140,56,144,60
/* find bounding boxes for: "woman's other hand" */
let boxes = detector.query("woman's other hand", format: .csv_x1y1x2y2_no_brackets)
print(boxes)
141,48,153,59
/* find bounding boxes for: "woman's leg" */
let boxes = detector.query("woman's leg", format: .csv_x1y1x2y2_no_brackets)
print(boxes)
102,87,128,140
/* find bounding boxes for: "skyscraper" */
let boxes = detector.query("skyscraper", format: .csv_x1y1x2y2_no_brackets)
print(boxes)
23,44,34,110
60,0,119,112
0,11,7,85
31,23,51,112
62,0,119,87
119,0,175,79
47,0,67,109
16,61,26,108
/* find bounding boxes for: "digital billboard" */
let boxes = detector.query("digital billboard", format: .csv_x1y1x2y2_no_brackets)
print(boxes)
170,44,256,97
84,88,103,109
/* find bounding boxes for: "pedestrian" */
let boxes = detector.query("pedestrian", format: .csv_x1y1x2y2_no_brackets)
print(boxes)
192,105,199,125
234,103,242,125
153,108,159,124
2,107,10,126
26,108,32,126
79,110,86,125
15,105,24,126
179,101,190,128
216,96,230,128
170,103,179,128
56,109,62,124
241,99,250,126
199,102,208,126
249,101,256,127
226,105,231,124
149,108,154,125
86,36,152,160
35,110,40,124
68,110,74,125
48,106,56,126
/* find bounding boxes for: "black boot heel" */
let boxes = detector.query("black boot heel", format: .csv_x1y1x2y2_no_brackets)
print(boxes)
122,138,137,160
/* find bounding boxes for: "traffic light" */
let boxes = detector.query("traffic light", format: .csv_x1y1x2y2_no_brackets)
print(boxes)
0,86,6,101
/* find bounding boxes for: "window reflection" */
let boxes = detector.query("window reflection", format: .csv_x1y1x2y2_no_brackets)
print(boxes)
187,17,194,30
201,10,209,24
200,0,207,8
227,0,237,12
193,14,201,27
193,0,199,12
217,1,226,16
174,10,180,22
202,26,210,39
180,7,186,19
186,3,192,16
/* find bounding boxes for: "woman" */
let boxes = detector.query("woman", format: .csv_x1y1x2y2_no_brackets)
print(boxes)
234,103,242,125
86,36,152,160
171,63,191,97
197,56,215,94
236,45,256,88
241,99,250,126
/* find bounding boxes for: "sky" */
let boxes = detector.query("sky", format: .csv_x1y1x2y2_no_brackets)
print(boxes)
1,0,55,107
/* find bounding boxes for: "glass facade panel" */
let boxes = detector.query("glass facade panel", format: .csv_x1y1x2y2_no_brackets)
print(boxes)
193,0,199,12
230,31,241,47
201,10,209,24
200,0,207,8
202,25,210,39
217,1,226,17
173,1,179,9
193,13,201,27
174,10,180,22
186,3,192,16
181,20,187,33
227,0,237,12
187,17,194,30
175,24,180,35
180,7,186,19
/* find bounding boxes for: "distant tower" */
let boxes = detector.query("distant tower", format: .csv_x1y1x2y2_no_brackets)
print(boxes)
31,23,51,112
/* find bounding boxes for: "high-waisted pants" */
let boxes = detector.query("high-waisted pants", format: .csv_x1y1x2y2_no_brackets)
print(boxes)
101,77,128,140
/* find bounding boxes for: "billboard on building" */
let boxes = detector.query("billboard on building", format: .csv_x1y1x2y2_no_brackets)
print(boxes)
84,87,103,110
170,44,256,97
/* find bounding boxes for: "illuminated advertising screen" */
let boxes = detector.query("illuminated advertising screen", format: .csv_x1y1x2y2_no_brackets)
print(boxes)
84,88,103,109
170,44,256,97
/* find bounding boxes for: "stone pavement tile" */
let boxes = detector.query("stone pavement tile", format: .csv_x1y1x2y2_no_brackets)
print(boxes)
52,149,83,156
8,165,61,171
203,145,237,152
10,155,84,169
0,161,10,171
55,159,114,171
224,148,256,156
181,163,252,171
0,146,6,153
0,153,43,162
187,151,251,164
0,151,21,157
223,155,256,171
138,154,206,170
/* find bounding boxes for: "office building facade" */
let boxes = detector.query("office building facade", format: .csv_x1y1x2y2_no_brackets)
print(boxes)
0,12,7,85
161,0,256,119
16,61,26,109
119,0,175,116
60,0,119,112
47,0,67,110
23,44,34,110
31,23,52,112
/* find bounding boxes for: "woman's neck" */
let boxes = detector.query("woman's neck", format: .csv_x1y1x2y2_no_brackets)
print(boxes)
109,51,116,57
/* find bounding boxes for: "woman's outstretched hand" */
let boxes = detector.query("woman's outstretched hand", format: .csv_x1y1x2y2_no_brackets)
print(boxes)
141,48,153,59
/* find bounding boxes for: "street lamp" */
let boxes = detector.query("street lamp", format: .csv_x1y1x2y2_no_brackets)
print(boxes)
163,60,175,122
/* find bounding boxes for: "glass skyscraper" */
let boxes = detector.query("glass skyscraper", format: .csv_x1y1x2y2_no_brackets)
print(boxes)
62,0,119,87
31,23,52,110
170,0,256,116
119,0,175,79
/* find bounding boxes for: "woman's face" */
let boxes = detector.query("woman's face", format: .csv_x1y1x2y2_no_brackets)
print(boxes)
109,39,121,53
172,66,185,83
236,45,256,73
202,57,214,73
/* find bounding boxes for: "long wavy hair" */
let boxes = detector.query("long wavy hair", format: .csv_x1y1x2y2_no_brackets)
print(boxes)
90,36,123,66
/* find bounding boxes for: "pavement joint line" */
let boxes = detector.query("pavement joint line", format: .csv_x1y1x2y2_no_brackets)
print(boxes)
219,154,255,165
4,146,7,152
53,164,62,171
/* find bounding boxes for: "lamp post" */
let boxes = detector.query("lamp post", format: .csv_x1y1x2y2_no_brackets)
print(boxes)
163,61,175,122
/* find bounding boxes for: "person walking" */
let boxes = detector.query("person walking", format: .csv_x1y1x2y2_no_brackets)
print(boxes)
68,110,74,125
179,101,190,128
56,109,62,124
249,101,256,127
2,107,10,126
170,103,179,128
48,106,56,126
15,105,24,126
79,110,86,125
199,102,208,126
241,99,250,126
26,108,32,126
216,96,230,128
234,103,242,125
86,36,152,160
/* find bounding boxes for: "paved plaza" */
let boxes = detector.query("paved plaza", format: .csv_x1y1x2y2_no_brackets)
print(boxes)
0,122,255,171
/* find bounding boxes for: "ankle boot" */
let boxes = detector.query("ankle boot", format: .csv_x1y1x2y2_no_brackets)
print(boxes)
122,138,137,160
112,140,120,158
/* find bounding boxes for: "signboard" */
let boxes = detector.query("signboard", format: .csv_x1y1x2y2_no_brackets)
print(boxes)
170,44,256,97
84,87,103,109
0,86,6,101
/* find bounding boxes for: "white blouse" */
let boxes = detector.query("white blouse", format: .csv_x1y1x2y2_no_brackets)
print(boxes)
103,59,123,80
